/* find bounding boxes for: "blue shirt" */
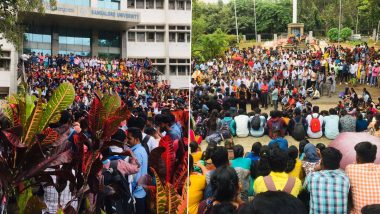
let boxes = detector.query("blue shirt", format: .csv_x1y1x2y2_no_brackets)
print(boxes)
268,137,288,151
131,143,148,198
169,122,182,141
245,152,260,163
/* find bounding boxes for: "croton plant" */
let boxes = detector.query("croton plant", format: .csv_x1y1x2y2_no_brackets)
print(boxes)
0,82,188,213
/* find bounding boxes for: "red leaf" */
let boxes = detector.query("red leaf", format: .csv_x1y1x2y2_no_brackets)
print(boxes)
101,105,130,140
39,128,59,145
20,150,73,181
159,135,175,183
148,147,166,182
1,126,25,148
173,151,188,194
88,93,106,137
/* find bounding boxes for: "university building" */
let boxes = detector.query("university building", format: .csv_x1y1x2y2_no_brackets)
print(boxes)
0,0,191,96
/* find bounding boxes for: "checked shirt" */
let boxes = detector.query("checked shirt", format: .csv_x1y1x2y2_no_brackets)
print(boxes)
304,169,350,214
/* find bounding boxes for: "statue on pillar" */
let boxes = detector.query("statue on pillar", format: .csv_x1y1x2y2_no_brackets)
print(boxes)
287,0,304,46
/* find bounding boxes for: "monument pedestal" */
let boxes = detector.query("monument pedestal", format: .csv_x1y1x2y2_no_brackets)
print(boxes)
288,23,304,36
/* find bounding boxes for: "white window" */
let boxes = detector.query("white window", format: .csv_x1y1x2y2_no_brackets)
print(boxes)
128,32,136,42
147,32,155,42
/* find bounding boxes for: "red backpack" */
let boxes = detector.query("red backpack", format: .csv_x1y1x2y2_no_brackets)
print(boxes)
310,114,321,133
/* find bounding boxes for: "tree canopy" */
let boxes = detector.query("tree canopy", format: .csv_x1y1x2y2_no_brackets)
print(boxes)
0,0,56,50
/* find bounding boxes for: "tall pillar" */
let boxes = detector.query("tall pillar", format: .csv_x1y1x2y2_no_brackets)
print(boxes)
52,32,59,56
91,30,99,57
292,0,297,23
164,0,170,77
121,31,127,58
120,0,128,10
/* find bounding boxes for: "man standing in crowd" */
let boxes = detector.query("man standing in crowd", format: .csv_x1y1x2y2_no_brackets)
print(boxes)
127,127,148,214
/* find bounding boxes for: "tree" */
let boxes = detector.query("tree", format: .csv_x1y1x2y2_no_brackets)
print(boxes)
192,29,230,61
0,0,56,50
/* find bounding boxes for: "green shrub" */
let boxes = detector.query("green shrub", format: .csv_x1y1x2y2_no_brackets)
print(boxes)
341,27,352,41
327,28,339,42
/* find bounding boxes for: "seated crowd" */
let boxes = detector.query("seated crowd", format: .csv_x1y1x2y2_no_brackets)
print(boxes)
189,140,380,214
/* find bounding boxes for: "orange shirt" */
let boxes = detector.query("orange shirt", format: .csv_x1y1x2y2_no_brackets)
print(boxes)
261,84,268,93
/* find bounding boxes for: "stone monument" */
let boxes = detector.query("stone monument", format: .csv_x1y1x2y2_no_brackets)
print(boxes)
287,0,304,37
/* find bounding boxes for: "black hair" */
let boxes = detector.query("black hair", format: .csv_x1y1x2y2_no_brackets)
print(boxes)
361,204,380,214
127,127,143,143
202,141,217,161
321,147,342,170
375,113,380,131
251,142,262,156
299,139,310,158
233,144,244,158
154,113,171,125
294,108,301,116
144,126,157,136
269,148,288,172
252,146,271,178
312,106,319,113
111,129,127,143
213,202,237,214
316,143,326,152
211,146,229,168
59,110,72,125
247,191,307,214
189,153,194,173
127,116,146,130
285,146,298,173
210,166,239,202
355,141,377,163
189,142,198,153
329,108,337,115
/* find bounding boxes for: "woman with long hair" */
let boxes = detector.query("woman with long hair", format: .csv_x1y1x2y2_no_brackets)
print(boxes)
206,109,220,135
285,146,303,180
368,113,380,137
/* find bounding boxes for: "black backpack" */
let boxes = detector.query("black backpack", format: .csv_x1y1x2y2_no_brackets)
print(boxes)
292,118,306,141
141,135,151,155
251,115,261,130
101,160,136,214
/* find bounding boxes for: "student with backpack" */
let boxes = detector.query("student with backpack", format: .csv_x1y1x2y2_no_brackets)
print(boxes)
288,108,308,141
267,110,286,139
249,108,266,137
306,106,324,138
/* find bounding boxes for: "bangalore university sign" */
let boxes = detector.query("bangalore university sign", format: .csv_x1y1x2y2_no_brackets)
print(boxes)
43,3,140,22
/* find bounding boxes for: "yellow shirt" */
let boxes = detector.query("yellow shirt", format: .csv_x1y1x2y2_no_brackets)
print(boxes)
191,151,203,163
288,159,303,180
189,174,206,214
254,171,302,197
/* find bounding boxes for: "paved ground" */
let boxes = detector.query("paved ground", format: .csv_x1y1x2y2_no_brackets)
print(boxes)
200,84,380,152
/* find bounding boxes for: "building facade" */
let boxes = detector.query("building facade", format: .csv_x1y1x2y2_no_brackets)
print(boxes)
21,0,191,88
0,38,18,97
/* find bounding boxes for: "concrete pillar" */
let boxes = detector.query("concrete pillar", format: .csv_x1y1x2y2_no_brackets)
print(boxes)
121,31,127,58
90,0,97,7
300,27,304,36
274,34,278,41
52,32,59,56
120,0,128,10
373,29,376,40
292,0,297,23
91,30,99,57
164,0,170,77
309,31,313,38
257,34,261,43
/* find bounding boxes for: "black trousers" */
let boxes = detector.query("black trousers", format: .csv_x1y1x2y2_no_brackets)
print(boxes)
135,197,146,214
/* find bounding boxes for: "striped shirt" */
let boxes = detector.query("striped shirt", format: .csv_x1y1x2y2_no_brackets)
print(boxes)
304,169,350,214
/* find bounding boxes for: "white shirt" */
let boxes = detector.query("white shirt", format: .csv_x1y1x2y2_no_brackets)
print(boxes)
142,133,158,152
234,115,250,137
306,113,324,138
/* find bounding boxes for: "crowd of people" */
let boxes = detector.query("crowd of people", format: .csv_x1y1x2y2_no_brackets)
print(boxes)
26,52,189,112
189,44,380,214
190,140,379,214
19,52,189,213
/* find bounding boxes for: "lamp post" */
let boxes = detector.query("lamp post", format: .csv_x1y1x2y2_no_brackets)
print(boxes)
254,0,257,42
20,54,29,84
377,20,380,43
234,0,239,44
338,0,342,48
